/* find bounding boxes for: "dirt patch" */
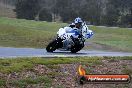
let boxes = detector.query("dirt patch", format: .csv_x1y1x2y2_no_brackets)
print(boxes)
0,3,16,18
52,60,132,88
85,42,123,52
0,60,132,88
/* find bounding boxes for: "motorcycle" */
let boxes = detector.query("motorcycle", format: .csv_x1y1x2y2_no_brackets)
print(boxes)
46,22,93,53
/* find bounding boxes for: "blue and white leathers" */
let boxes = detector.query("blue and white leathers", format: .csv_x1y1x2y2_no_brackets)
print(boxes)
57,22,93,40
81,22,94,39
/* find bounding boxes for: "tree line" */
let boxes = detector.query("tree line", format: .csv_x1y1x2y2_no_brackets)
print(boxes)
14,0,132,27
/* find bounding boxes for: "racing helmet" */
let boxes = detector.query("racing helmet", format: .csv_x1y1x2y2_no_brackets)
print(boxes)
74,17,83,28
74,17,83,24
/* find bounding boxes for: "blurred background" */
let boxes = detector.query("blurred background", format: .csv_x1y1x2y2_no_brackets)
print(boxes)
0,0,132,27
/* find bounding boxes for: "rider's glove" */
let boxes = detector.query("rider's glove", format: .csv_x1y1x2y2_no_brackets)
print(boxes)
85,31,94,39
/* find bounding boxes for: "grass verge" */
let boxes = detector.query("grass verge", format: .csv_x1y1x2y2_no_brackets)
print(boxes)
0,56,131,74
0,57,102,73
11,76,51,88
0,56,132,87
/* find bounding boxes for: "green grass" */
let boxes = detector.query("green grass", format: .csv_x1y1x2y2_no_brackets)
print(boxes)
0,58,34,73
0,57,132,74
0,17,67,32
0,17,132,51
0,79,6,87
122,68,132,74
0,57,102,73
0,17,66,48
0,76,52,88
121,63,132,75
88,26,132,52
11,76,52,88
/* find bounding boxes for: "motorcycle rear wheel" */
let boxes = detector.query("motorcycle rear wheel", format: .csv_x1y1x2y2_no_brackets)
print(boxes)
71,43,84,53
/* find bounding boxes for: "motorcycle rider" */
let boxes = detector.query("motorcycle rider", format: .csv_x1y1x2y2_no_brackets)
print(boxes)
46,17,93,52
71,17,83,38
72,17,93,39
69,17,83,29
60,17,83,49
74,17,83,28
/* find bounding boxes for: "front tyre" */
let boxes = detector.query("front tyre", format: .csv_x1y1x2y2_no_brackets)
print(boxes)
46,37,63,52
46,39,57,52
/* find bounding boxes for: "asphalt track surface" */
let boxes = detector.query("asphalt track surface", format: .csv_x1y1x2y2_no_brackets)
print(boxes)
0,47,132,58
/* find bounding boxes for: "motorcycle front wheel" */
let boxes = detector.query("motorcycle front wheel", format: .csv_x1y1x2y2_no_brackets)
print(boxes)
46,37,62,52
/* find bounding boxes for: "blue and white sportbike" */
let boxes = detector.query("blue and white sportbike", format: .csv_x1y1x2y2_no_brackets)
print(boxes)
46,22,93,53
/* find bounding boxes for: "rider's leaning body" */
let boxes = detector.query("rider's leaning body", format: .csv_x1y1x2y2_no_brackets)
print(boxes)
68,17,93,39
57,17,93,39
68,17,84,38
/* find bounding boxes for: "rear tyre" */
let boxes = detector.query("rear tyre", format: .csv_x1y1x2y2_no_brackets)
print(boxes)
71,43,84,53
